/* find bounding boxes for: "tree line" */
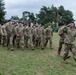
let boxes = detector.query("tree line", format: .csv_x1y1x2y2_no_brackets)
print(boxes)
0,0,74,26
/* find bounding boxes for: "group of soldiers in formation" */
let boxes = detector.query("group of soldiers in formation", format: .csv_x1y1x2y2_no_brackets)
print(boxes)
0,20,53,51
0,20,76,64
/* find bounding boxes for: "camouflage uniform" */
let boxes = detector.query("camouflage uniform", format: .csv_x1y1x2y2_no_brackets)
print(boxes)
23,26,30,48
1,24,7,46
5,22,15,50
40,26,45,49
34,26,39,47
36,25,42,47
29,27,35,50
60,26,76,62
58,27,64,55
15,24,24,49
45,26,53,49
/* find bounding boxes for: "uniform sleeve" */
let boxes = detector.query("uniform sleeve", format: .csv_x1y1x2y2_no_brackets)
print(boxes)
15,27,18,35
58,26,66,36
58,28,63,35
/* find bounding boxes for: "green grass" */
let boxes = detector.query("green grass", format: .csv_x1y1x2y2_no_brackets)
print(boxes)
0,33,76,75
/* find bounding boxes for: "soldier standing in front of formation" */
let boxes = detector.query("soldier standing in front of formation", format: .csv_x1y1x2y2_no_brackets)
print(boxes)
60,22,76,64
23,23,30,48
45,25,53,49
5,20,15,51
29,26,35,50
15,22,24,50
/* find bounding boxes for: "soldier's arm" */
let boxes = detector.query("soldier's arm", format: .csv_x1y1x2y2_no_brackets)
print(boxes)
15,27,19,36
58,26,67,36
1,27,4,35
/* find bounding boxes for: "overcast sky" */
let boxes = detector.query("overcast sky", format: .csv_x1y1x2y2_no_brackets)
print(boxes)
4,0,76,20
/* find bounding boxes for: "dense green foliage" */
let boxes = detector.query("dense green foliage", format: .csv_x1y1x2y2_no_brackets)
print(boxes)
37,5,74,25
0,0,6,23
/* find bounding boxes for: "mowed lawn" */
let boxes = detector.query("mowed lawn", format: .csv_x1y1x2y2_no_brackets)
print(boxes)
0,33,76,75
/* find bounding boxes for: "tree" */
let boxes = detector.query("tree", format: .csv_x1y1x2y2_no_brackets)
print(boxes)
36,5,74,26
29,13,35,23
37,6,51,24
10,15,19,20
22,11,30,23
58,5,74,25
0,0,6,23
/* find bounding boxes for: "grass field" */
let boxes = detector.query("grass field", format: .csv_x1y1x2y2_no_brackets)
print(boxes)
0,33,76,75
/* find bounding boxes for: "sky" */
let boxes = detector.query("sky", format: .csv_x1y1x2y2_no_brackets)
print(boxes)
4,0,76,20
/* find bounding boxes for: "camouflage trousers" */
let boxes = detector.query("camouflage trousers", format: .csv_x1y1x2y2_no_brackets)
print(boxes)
45,36,52,48
24,35,29,48
1,36,7,46
6,34,11,47
16,36,24,49
58,41,64,55
35,36,41,47
30,35,34,49
41,35,46,49
63,43,76,61
6,34,14,49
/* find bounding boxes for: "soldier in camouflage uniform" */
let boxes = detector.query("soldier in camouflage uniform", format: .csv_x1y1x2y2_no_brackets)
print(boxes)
15,22,24,50
23,24,30,48
34,25,38,47
29,26,35,50
45,25,53,49
58,27,64,55
36,24,42,47
60,22,76,64
5,20,15,51
1,23,7,46
40,26,45,50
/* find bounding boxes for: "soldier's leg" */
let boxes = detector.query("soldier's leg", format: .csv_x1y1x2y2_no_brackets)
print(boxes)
71,44,76,63
6,34,10,48
33,35,35,45
41,36,44,50
13,35,16,46
44,37,48,47
49,37,53,49
58,42,64,55
2,36,4,46
16,36,20,48
2,36,6,46
20,36,24,50
38,37,41,46
30,36,34,50
10,35,14,51
35,36,38,47
63,44,70,62
25,36,28,48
